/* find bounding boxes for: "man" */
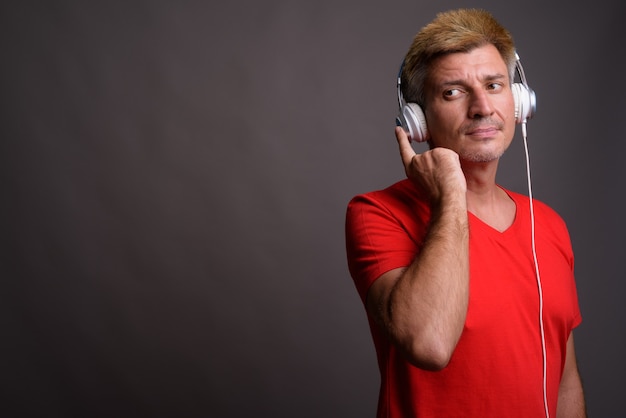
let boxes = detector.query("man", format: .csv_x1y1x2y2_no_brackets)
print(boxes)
345,9,586,417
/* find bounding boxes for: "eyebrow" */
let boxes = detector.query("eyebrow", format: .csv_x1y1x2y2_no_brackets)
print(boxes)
440,73,508,87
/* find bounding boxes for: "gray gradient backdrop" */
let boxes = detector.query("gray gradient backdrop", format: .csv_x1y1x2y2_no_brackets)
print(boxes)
2,1,625,417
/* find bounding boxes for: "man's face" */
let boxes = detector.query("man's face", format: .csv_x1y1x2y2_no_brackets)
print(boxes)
423,44,516,163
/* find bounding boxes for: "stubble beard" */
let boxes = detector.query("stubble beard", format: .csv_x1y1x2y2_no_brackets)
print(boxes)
461,147,506,163
459,118,510,163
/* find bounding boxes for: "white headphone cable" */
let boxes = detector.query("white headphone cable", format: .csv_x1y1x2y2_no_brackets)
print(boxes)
521,120,549,418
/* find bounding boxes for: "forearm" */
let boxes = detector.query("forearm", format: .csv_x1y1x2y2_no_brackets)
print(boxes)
368,136,470,369
385,195,469,369
556,333,586,417
556,385,586,418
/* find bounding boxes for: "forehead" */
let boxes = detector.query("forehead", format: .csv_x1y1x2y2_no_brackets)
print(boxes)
426,44,509,87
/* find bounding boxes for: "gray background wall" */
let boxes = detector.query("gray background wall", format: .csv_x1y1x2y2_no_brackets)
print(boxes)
2,1,624,417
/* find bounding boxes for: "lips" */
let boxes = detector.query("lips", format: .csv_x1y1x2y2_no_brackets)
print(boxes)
464,120,503,137
463,126,499,139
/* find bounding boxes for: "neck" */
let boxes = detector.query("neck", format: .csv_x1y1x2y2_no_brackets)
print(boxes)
461,159,499,196
462,159,515,232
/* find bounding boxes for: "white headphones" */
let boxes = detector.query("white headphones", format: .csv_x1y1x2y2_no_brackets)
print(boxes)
396,52,537,142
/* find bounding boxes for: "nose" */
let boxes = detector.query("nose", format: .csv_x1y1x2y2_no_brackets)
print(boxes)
468,90,495,119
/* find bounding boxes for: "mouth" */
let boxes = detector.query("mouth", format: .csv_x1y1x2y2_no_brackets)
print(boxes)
464,122,502,139
467,126,498,137
465,128,498,141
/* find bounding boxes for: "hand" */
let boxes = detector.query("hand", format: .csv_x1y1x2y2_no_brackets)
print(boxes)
395,126,467,204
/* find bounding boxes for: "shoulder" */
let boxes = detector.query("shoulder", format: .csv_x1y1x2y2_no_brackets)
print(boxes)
345,180,431,301
504,188,571,237
504,188,561,215
345,179,432,252
347,179,426,214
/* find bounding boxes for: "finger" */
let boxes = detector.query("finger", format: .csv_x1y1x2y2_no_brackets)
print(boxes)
395,126,416,165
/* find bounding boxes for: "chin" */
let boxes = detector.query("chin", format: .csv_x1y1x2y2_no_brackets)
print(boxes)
460,141,509,163
461,150,505,163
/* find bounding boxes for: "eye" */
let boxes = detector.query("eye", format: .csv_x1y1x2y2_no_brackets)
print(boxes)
487,82,504,92
443,88,462,98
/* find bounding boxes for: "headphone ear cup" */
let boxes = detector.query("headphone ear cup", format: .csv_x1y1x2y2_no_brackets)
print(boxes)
399,102,428,142
512,82,537,123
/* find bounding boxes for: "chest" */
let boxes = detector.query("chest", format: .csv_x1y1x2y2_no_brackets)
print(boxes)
465,215,576,334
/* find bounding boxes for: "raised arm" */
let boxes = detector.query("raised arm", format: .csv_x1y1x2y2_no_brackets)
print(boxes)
365,127,470,371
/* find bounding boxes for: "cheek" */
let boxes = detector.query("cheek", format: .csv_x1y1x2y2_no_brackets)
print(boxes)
425,106,459,135
500,99,517,133
502,119,516,150
504,95,516,121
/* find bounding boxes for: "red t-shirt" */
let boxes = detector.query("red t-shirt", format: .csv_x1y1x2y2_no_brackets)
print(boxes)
345,179,582,417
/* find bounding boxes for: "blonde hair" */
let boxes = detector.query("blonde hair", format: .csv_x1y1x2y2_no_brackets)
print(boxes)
401,9,516,107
